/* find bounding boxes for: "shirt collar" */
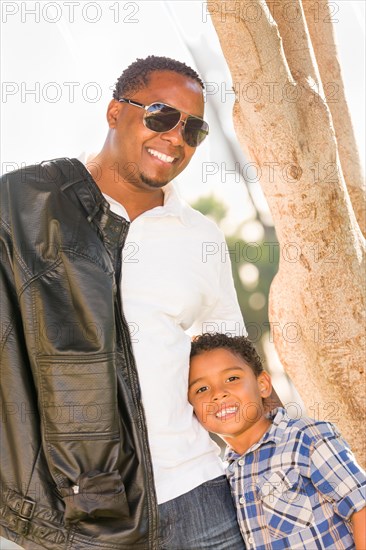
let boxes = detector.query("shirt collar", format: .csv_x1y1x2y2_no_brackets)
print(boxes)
103,181,189,226
224,407,290,463
80,157,188,225
149,181,189,225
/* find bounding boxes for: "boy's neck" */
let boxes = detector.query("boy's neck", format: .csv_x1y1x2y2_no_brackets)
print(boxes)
224,415,272,456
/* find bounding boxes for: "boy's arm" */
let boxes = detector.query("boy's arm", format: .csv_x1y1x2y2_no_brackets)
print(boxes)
310,425,366,538
351,507,366,550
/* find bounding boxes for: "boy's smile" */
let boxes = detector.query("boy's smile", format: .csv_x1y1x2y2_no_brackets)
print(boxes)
188,348,272,454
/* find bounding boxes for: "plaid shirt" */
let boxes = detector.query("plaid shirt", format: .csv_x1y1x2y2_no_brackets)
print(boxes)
225,408,366,550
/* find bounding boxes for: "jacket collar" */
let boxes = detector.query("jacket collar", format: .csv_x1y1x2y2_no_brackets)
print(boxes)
51,157,130,251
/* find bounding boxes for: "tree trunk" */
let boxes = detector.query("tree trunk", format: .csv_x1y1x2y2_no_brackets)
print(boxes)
209,0,366,467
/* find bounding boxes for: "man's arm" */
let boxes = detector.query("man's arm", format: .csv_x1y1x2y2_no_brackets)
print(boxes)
188,237,245,336
352,507,366,550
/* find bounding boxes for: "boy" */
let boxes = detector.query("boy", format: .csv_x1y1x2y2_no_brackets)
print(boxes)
189,333,366,550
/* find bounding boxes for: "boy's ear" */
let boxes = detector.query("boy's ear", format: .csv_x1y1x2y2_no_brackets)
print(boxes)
258,371,272,399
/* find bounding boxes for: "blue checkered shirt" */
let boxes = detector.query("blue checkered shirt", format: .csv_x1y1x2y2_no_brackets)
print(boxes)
225,408,366,549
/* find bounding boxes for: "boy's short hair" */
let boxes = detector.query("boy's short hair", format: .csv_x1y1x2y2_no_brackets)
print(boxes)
190,333,264,376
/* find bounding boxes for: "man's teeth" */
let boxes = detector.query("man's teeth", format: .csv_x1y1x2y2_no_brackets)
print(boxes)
147,149,175,163
216,407,238,418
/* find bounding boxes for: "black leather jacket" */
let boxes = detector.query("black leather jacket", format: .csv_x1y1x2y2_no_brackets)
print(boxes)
0,158,159,549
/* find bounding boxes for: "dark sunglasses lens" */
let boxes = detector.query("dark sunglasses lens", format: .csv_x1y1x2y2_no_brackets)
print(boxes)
184,118,209,147
145,103,180,132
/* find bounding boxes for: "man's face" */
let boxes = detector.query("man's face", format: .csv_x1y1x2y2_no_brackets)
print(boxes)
188,348,271,441
107,71,205,189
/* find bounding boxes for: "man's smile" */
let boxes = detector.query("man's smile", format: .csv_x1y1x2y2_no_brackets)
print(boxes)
147,147,176,164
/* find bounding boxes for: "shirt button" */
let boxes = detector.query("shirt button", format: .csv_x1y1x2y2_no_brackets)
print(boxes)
238,459,244,466
239,497,245,504
247,536,254,544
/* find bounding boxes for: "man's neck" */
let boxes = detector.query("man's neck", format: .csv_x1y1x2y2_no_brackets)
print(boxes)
87,157,164,222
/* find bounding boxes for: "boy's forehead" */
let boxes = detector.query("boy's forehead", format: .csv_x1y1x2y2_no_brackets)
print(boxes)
190,348,250,375
192,347,244,363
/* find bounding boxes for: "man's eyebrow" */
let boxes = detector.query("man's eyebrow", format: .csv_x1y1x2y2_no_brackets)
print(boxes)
189,366,244,389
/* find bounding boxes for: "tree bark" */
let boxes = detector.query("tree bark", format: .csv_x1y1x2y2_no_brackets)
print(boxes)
209,0,366,466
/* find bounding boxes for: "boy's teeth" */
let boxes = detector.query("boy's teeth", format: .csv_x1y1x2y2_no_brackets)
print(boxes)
148,149,174,163
216,407,237,418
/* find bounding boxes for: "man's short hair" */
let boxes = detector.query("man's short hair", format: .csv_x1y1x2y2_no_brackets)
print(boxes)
190,333,264,377
112,55,204,99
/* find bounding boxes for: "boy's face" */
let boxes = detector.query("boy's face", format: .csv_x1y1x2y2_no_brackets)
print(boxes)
188,348,272,452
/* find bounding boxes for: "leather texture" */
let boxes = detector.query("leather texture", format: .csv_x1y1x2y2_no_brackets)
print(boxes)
0,158,159,549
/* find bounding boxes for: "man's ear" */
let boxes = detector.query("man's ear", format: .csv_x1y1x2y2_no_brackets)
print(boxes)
258,371,272,399
106,99,121,128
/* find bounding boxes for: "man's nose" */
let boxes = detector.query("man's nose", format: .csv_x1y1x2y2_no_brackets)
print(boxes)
160,120,185,145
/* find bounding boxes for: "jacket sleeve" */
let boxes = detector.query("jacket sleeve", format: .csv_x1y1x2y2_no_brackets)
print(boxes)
0,172,129,526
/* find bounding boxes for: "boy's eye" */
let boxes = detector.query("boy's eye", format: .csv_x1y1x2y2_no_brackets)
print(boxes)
227,376,239,382
196,386,208,394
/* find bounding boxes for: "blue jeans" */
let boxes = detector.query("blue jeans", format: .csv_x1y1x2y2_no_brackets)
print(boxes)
158,475,245,549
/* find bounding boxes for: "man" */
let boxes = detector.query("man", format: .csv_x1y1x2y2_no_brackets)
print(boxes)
0,56,245,549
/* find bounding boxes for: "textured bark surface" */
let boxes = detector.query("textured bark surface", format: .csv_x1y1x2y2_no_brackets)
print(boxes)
209,0,366,466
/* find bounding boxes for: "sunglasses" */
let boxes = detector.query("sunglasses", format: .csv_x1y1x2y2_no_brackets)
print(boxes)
118,98,209,147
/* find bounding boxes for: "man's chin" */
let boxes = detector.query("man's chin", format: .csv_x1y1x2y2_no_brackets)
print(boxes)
140,173,170,189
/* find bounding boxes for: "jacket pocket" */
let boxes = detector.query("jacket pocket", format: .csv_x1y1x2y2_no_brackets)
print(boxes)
36,354,130,525
61,469,129,525
37,353,118,439
257,468,314,539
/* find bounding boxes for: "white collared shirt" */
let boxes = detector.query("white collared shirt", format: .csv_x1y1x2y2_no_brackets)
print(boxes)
103,182,245,503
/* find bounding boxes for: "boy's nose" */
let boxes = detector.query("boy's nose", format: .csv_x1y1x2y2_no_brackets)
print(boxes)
213,389,229,401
